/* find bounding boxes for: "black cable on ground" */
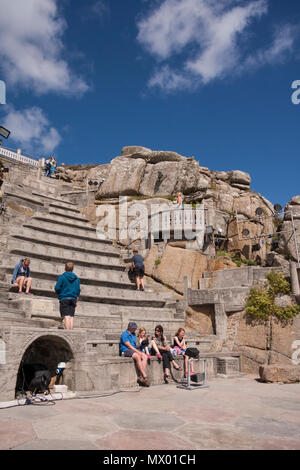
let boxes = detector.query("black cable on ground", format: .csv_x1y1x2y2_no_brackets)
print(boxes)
0,387,144,409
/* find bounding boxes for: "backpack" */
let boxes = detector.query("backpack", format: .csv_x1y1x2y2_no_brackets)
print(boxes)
185,347,199,358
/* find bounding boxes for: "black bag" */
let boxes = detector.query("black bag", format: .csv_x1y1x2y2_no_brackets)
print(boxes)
185,347,199,358
140,339,149,348
22,363,51,393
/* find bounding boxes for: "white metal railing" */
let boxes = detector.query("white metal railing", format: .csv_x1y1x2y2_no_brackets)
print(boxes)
0,146,40,168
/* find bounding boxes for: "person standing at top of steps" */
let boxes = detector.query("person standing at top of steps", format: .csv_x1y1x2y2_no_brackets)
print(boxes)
120,322,150,387
55,262,80,330
12,258,32,295
130,249,145,291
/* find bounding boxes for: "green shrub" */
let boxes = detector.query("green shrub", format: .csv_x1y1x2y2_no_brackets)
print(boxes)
266,270,291,298
155,258,161,266
216,251,231,258
246,288,274,321
216,251,257,267
246,270,299,323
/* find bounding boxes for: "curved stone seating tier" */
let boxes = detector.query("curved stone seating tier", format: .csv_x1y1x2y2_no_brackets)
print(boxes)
0,168,241,402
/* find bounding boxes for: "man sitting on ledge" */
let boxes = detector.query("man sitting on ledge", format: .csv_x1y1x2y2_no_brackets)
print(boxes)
120,322,150,387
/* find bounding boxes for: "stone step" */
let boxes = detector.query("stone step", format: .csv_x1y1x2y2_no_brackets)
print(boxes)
83,335,212,357
32,191,77,208
6,296,178,332
2,267,135,291
48,209,89,224
23,217,106,242
39,176,83,192
48,202,81,214
0,314,46,328
0,306,26,318
4,188,45,207
8,295,176,320
6,240,122,269
33,213,95,231
8,279,167,307
10,226,118,254
23,178,61,196
38,316,183,337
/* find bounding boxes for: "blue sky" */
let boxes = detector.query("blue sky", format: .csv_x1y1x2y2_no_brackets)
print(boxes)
0,0,300,207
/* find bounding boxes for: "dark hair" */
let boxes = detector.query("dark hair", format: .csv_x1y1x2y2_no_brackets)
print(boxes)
154,324,163,337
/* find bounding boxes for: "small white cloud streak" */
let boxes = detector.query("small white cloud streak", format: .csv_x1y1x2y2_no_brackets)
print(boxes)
2,106,62,155
242,24,298,70
91,0,109,19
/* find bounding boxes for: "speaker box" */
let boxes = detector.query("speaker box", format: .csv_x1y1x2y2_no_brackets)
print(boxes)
190,372,205,383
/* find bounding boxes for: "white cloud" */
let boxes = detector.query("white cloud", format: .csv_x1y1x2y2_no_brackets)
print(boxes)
0,0,89,96
148,66,193,91
91,1,109,19
242,24,298,70
2,106,62,156
137,0,297,91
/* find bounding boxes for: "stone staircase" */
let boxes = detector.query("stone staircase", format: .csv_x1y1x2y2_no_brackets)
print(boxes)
0,169,244,401
1,172,221,399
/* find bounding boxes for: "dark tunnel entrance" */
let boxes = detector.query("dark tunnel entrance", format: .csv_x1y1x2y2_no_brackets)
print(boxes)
15,335,74,396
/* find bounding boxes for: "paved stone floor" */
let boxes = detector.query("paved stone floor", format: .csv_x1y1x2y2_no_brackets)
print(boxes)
0,375,300,450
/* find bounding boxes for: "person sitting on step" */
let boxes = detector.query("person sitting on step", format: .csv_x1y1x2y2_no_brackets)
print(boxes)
172,327,195,376
130,249,145,291
120,322,150,387
152,324,182,383
136,327,162,360
12,257,32,295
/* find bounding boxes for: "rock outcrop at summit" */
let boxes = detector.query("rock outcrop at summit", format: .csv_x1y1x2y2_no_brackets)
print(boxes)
277,196,300,262
96,146,251,199
56,145,300,265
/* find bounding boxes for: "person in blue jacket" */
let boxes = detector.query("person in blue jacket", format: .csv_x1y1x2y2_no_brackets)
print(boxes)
12,257,32,294
55,262,80,330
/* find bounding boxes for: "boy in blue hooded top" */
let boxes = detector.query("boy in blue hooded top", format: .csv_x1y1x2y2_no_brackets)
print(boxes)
55,262,80,330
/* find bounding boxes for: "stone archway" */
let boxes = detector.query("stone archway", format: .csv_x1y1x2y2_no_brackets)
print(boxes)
15,334,74,396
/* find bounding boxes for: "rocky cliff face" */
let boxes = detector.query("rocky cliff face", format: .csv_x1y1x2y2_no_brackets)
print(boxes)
277,196,300,263
56,145,299,267
58,146,285,262
54,146,300,376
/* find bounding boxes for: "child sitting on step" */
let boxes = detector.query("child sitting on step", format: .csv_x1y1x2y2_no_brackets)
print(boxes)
173,328,195,377
136,327,162,360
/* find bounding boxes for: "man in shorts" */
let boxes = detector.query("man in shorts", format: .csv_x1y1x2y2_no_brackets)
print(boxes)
55,262,80,330
130,249,145,291
120,322,150,387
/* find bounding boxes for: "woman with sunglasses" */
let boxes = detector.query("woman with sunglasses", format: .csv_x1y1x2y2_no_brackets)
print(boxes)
152,325,182,383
